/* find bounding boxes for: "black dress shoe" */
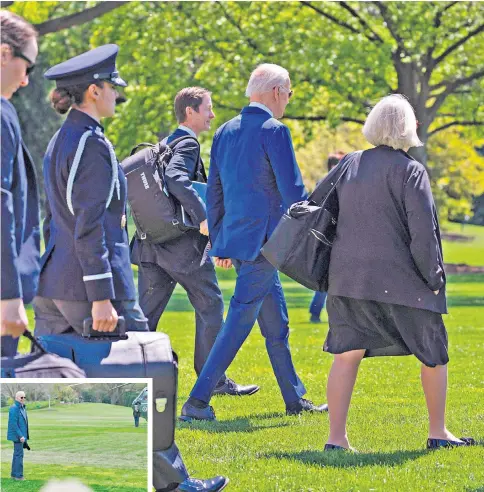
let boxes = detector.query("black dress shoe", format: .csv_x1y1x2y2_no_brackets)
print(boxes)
286,398,328,416
176,476,229,491
179,401,216,422
212,378,260,397
427,436,476,449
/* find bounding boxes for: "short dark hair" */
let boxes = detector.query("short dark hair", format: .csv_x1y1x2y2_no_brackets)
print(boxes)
174,87,211,124
327,150,345,171
0,10,37,52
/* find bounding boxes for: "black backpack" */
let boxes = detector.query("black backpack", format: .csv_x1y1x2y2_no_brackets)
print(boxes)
120,136,202,244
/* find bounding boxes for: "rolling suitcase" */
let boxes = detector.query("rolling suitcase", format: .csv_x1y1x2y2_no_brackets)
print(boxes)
38,322,178,449
1,331,86,378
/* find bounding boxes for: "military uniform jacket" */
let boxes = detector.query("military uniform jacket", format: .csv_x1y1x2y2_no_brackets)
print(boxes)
7,401,29,442
1,97,41,303
328,146,447,314
208,106,307,261
130,128,209,274
38,109,136,302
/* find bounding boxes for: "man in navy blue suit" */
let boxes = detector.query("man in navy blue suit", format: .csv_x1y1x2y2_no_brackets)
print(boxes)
131,87,258,398
181,64,328,421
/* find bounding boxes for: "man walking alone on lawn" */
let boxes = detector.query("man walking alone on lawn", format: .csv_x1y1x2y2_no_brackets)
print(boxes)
7,390,30,481
181,64,328,422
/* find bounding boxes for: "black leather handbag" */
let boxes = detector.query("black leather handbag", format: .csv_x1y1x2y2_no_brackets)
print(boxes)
261,151,362,291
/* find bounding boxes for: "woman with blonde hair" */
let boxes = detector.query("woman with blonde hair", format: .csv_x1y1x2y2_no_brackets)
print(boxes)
323,94,475,451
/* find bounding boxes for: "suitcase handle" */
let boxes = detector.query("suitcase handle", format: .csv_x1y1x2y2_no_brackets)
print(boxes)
82,316,128,339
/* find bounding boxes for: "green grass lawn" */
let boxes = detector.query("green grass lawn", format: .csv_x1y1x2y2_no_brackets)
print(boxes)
15,222,484,491
0,403,147,491
441,222,484,266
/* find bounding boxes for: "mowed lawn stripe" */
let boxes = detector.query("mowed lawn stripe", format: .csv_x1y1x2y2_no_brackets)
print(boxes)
1,403,147,491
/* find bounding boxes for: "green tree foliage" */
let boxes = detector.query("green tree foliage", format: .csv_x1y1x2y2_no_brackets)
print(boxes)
7,1,484,217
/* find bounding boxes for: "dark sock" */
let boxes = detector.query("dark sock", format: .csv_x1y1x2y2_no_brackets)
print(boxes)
187,397,208,409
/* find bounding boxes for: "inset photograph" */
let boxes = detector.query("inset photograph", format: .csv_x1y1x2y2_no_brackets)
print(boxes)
1,382,148,491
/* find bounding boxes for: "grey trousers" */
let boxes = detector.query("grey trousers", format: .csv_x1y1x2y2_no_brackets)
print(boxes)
33,297,148,335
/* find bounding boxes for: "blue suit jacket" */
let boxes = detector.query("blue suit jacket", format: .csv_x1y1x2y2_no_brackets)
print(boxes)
1,97,40,303
130,128,209,273
38,109,136,301
7,401,29,442
207,106,307,261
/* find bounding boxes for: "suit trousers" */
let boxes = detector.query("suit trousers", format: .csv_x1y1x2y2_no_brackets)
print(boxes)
11,442,24,478
153,442,189,491
190,253,306,405
309,291,328,318
138,260,227,382
32,297,148,335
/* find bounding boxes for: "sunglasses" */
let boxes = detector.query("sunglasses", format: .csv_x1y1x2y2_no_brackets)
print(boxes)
277,86,294,99
19,396,26,399
12,48,35,75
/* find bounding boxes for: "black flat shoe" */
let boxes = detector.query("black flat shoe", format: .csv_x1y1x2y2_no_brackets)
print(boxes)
324,443,357,452
427,436,476,449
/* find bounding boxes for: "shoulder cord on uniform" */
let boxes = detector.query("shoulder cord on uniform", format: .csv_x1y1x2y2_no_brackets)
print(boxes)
66,127,120,215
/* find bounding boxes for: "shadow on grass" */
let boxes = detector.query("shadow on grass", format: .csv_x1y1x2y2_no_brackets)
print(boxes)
177,412,290,434
263,449,427,468
447,274,484,284
447,296,484,307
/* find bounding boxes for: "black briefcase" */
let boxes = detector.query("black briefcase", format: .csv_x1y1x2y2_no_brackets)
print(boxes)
38,326,178,451
261,151,362,291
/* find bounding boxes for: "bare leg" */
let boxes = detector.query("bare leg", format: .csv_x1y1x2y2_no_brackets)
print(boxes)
326,349,365,448
421,364,463,442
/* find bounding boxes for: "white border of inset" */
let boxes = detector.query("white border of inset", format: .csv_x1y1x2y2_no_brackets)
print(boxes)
0,377,152,491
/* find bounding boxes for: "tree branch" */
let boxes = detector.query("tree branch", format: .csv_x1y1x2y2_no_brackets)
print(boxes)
299,1,362,37
428,120,484,137
430,68,484,92
215,1,268,56
338,2,384,43
432,23,484,67
434,1,458,29
284,114,366,125
34,1,128,36
374,2,405,50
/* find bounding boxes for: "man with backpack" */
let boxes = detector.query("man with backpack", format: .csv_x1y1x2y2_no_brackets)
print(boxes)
130,87,259,397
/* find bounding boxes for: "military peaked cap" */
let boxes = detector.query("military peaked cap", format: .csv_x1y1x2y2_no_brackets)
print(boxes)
44,44,127,88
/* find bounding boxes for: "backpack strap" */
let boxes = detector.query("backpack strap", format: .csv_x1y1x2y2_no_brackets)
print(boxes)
66,127,120,215
166,136,205,181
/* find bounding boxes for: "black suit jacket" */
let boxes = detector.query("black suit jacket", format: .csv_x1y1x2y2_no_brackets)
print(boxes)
131,128,209,273
328,146,447,314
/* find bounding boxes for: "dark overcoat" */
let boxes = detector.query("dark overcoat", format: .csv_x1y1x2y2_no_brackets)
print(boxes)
328,145,447,314
1,97,41,303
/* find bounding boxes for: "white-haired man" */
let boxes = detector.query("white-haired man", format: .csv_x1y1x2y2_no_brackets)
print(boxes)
181,63,328,421
7,390,29,480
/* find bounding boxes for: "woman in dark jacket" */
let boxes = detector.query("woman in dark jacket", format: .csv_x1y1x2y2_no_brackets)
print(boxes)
323,94,474,451
0,10,40,355
33,45,147,335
